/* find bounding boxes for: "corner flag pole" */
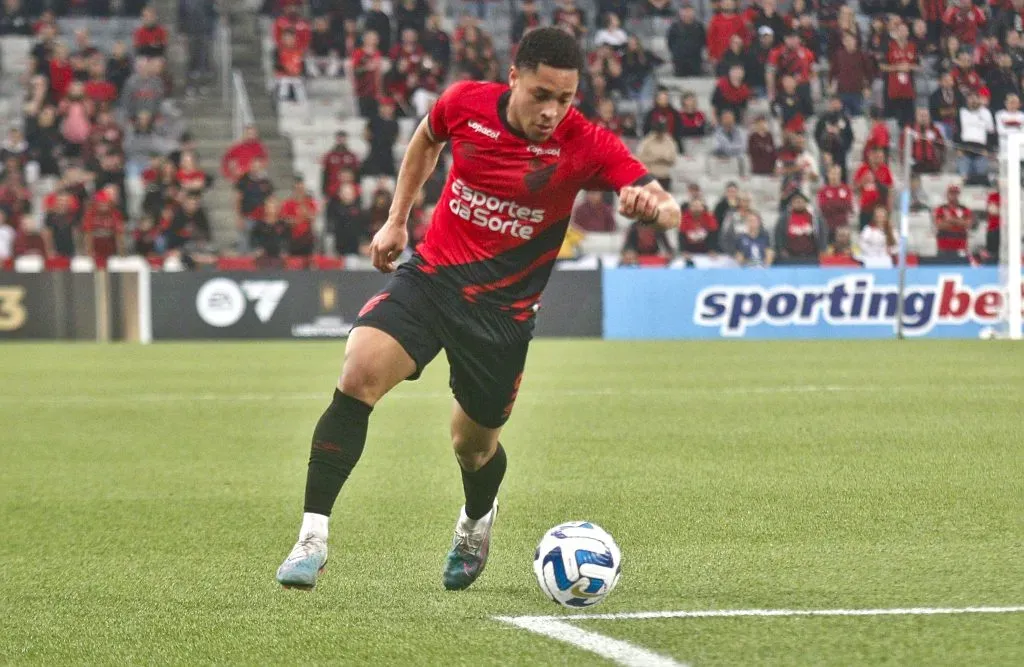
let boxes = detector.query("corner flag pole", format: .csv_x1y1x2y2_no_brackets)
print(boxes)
895,126,913,340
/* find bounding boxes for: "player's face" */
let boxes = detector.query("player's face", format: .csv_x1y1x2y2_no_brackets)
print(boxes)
508,64,578,143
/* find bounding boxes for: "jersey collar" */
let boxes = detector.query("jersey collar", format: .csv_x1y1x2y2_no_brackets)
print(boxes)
497,90,531,142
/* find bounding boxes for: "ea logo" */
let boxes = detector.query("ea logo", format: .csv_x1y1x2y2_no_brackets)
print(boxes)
196,278,288,328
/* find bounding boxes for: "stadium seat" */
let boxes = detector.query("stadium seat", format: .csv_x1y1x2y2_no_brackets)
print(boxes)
284,256,308,270
14,255,43,272
71,256,96,272
44,256,71,271
0,258,12,271
312,255,345,270
217,256,258,271
819,255,861,267
147,256,164,270
637,255,670,267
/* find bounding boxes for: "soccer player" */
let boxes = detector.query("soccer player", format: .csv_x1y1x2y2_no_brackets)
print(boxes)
275,27,680,591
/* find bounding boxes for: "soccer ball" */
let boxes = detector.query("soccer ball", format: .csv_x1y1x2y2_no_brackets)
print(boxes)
533,521,621,608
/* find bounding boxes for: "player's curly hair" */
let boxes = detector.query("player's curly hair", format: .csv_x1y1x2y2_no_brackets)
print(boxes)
514,27,583,73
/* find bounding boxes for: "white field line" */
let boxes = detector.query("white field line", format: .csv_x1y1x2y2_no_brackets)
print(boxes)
495,616,686,667
495,606,1024,667
0,383,989,406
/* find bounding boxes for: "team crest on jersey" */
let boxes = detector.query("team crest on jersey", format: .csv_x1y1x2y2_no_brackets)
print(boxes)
524,160,557,192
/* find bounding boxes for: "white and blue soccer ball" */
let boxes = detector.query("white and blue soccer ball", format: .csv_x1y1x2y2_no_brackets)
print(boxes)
533,521,621,608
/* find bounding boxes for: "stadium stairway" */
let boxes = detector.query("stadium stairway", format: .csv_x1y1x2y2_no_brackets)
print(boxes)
182,5,294,251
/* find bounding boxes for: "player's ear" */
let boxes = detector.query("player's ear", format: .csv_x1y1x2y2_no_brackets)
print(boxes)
509,65,518,89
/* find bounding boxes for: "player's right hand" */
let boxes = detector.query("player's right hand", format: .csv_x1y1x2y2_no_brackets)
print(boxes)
369,221,408,273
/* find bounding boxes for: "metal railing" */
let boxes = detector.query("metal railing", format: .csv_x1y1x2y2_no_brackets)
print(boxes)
231,69,255,140
217,17,232,109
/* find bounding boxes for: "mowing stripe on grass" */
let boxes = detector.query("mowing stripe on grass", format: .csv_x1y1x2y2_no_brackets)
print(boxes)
495,616,686,667
0,383,996,406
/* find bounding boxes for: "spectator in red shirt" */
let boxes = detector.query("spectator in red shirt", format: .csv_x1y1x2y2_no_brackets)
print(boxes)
711,65,751,125
984,188,1000,262
133,6,168,59
817,164,854,242
84,58,118,106
273,3,311,51
862,107,892,161
281,177,317,257
678,197,720,256
352,31,384,118
775,191,824,264
49,43,74,101
274,29,307,102
222,124,269,183
934,183,973,260
321,131,360,197
829,32,874,118
903,107,946,174
951,49,983,97
747,114,777,175
621,220,672,265
677,91,710,141
82,187,124,262
767,30,815,103
943,1,987,48
571,190,617,232
643,88,681,141
707,0,748,65
176,152,207,196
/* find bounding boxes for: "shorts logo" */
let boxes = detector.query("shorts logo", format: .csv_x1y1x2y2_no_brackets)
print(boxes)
358,292,390,318
468,121,500,140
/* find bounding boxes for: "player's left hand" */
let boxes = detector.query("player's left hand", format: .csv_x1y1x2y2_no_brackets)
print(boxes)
618,185,660,224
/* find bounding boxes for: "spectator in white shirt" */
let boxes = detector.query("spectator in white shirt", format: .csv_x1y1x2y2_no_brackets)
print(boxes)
955,90,995,186
858,206,897,267
995,92,1024,140
711,110,746,159
594,12,628,51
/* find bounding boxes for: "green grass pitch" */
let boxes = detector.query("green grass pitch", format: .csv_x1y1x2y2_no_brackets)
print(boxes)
1,340,1022,665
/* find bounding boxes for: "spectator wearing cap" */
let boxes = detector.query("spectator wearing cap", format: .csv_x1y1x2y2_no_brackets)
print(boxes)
930,72,965,141
571,190,616,233
706,0,748,67
361,97,399,178
134,6,168,59
934,183,973,260
829,31,873,118
321,131,360,198
711,64,751,126
668,4,705,77
711,110,746,159
816,165,853,244
745,27,774,96
636,118,678,191
306,16,341,78
749,0,786,47
82,186,124,262
352,31,384,118
775,191,824,264
955,90,995,186
222,125,269,183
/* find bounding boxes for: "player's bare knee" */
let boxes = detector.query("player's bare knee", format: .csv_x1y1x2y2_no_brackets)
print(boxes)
337,360,389,406
451,432,498,472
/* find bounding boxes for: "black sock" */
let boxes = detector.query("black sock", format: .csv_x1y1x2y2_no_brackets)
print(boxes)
460,444,507,520
303,389,373,516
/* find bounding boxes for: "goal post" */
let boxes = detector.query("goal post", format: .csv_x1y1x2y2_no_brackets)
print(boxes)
1003,132,1023,340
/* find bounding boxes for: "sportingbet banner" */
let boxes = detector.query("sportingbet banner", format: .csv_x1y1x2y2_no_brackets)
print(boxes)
150,268,602,340
603,267,1018,340
0,272,97,340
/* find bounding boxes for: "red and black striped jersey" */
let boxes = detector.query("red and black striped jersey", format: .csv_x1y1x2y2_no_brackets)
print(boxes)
416,81,649,320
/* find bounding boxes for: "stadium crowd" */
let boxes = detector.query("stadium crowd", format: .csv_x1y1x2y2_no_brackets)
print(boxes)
2,0,1022,270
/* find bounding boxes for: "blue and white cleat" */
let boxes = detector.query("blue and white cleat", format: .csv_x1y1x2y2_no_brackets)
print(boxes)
442,501,497,591
276,535,328,590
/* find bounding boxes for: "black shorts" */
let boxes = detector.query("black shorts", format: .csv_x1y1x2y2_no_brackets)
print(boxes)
352,266,529,429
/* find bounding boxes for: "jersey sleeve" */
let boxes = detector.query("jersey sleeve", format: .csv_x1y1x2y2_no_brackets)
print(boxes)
427,80,474,142
588,124,652,192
